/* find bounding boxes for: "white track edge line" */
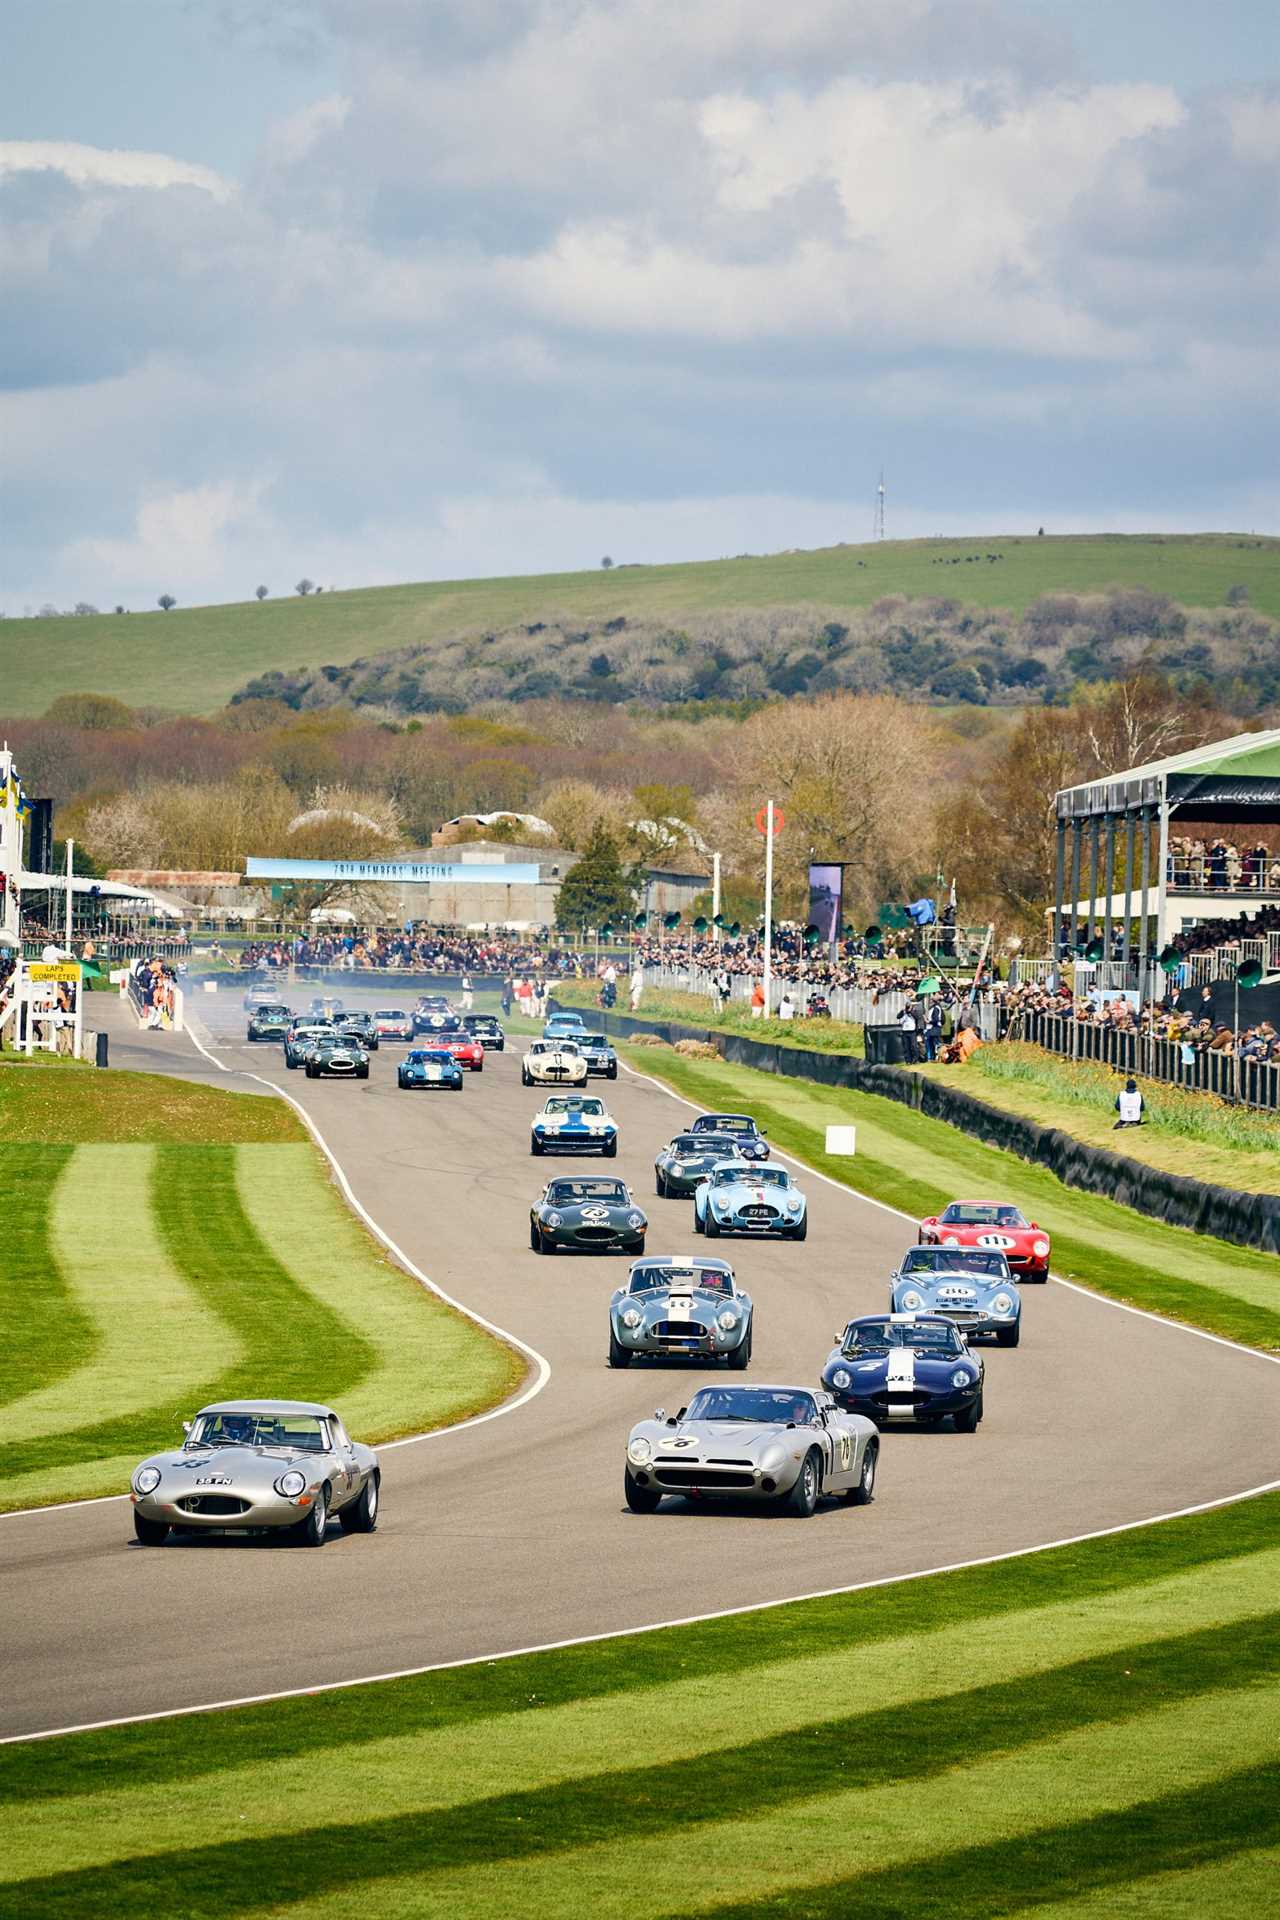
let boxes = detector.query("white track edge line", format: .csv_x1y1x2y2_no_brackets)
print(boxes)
619,1058,1280,1370
0,1023,551,1526
6,1473,1279,1746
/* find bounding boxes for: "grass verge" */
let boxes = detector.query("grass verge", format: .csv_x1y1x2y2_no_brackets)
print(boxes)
618,1043,1280,1351
551,979,865,1055
1,1491,1276,1918
0,1069,521,1511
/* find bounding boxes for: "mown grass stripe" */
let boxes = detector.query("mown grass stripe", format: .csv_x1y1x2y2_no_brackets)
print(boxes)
2,1145,374,1488
1,1146,233,1449
5,1491,1277,1808
0,1146,85,1409
625,1049,1280,1348
13,1552,1279,1886
8,1629,1276,1919
233,1144,519,1439
667,1766,1280,1920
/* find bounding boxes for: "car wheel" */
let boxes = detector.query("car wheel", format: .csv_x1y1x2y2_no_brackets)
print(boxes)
627,1236,645,1254
531,1136,544,1155
705,1212,720,1237
790,1217,808,1241
655,1171,666,1197
608,1330,631,1368
398,1076,407,1088
356,1066,369,1079
995,1322,1020,1347
954,1391,983,1432
304,1064,316,1077
727,1325,752,1371
848,1441,878,1505
624,1470,661,1513
784,1449,820,1517
521,1067,531,1085
293,1486,329,1546
603,1138,618,1158
339,1471,379,1535
1030,1266,1049,1283
286,1058,298,1069
133,1513,169,1546
607,1064,618,1079
530,1222,542,1251
693,1209,705,1234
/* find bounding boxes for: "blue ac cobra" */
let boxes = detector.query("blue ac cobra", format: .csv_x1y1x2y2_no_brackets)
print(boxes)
890,1245,1021,1346
693,1161,808,1240
822,1313,984,1429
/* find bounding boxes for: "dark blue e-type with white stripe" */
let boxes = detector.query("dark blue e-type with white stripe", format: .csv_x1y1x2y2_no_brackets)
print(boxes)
822,1313,984,1430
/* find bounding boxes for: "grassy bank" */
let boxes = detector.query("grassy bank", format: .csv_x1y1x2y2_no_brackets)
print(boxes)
1,1491,1276,1917
4,532,1276,713
0,1068,521,1512
617,1044,1280,1352
552,979,866,1055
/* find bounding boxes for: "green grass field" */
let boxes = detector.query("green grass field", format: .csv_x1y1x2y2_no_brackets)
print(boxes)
2,1491,1276,1918
552,980,866,1056
616,1044,1280,1351
4,532,1276,714
0,1067,520,1511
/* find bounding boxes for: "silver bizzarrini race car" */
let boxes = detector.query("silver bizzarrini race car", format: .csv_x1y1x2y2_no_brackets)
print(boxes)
608,1255,753,1368
130,1400,380,1547
693,1161,808,1239
530,1174,647,1254
624,1384,877,1516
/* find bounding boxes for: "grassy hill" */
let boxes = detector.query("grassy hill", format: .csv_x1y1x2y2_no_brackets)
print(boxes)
3,532,1277,716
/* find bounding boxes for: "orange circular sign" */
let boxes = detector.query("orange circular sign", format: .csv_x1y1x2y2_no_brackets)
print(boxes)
755,805,785,836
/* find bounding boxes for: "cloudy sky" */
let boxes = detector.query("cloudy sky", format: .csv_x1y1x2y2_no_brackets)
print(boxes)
3,0,1276,612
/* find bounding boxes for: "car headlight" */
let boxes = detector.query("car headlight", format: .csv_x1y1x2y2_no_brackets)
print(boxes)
786,1195,802,1212
276,1469,307,1498
901,1289,923,1310
943,1234,960,1247
717,1309,739,1330
546,1212,562,1228
622,1308,643,1329
627,1437,652,1466
831,1368,852,1390
628,1213,643,1229
134,1465,161,1495
1033,1239,1049,1258
991,1293,1014,1315
952,1369,974,1390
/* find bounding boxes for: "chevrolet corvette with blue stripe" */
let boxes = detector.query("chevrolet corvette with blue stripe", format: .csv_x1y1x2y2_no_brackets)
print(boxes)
891,1245,1022,1346
822,1313,984,1430
693,1161,807,1239
531,1093,619,1156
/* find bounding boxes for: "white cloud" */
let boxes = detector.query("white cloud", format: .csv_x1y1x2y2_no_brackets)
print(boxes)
0,140,231,199
65,480,269,595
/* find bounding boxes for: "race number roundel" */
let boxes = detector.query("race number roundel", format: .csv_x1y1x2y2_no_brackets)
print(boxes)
755,806,785,836
976,1232,1016,1249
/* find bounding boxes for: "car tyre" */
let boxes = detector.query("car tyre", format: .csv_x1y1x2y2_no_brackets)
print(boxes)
624,1471,661,1513
603,1137,618,1158
727,1325,752,1371
608,1330,631,1369
847,1442,877,1505
133,1513,169,1546
293,1487,329,1546
784,1449,820,1517
627,1235,645,1254
305,1064,316,1078
954,1391,983,1432
705,1212,720,1237
607,1063,618,1079
531,1136,544,1155
655,1171,667,1197
339,1472,379,1535
693,1210,705,1234
356,1066,369,1079
995,1322,1020,1347
530,1222,542,1251
789,1217,808,1241
286,1058,298,1070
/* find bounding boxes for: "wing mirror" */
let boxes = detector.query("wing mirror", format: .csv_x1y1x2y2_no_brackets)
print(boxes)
182,1420,192,1436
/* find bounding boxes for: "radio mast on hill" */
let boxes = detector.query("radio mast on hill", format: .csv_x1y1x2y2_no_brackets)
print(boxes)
873,469,885,541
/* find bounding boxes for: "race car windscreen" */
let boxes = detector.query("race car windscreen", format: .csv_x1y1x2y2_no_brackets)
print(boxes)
901,1248,1008,1277
407,1050,453,1064
695,1115,756,1135
376,1010,407,1021
579,1033,608,1047
190,1411,332,1451
939,1203,1027,1227
687,1387,815,1424
254,1005,290,1016
712,1165,789,1187
670,1134,736,1155
630,1264,732,1294
843,1320,963,1354
548,1179,627,1203
545,1097,603,1114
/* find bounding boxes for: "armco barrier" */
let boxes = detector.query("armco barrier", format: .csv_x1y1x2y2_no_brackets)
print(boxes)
554,999,1280,1259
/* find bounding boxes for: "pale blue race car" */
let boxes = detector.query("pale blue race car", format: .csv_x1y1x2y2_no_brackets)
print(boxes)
890,1245,1021,1346
693,1161,808,1240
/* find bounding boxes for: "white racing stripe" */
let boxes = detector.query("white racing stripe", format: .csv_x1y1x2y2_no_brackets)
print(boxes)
886,1348,916,1394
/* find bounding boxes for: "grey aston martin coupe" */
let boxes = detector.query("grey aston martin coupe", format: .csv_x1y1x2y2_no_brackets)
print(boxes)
130,1400,379,1547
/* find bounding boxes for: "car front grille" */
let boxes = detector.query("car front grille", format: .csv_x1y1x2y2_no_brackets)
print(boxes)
653,1320,706,1338
177,1495,252,1516
871,1390,934,1409
739,1206,779,1221
575,1226,618,1242
652,1466,755,1489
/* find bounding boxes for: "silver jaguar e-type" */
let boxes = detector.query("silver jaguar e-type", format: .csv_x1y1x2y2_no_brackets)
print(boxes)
129,1399,379,1547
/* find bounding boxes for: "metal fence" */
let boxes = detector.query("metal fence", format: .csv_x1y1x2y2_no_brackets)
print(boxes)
641,964,909,1028
1011,1008,1280,1111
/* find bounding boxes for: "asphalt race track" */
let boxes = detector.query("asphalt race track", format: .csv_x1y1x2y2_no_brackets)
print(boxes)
4,985,1280,1741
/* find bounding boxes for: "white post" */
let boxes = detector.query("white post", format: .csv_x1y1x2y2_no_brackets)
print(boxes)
712,851,722,944
65,837,74,952
763,800,775,1015
0,744,21,950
